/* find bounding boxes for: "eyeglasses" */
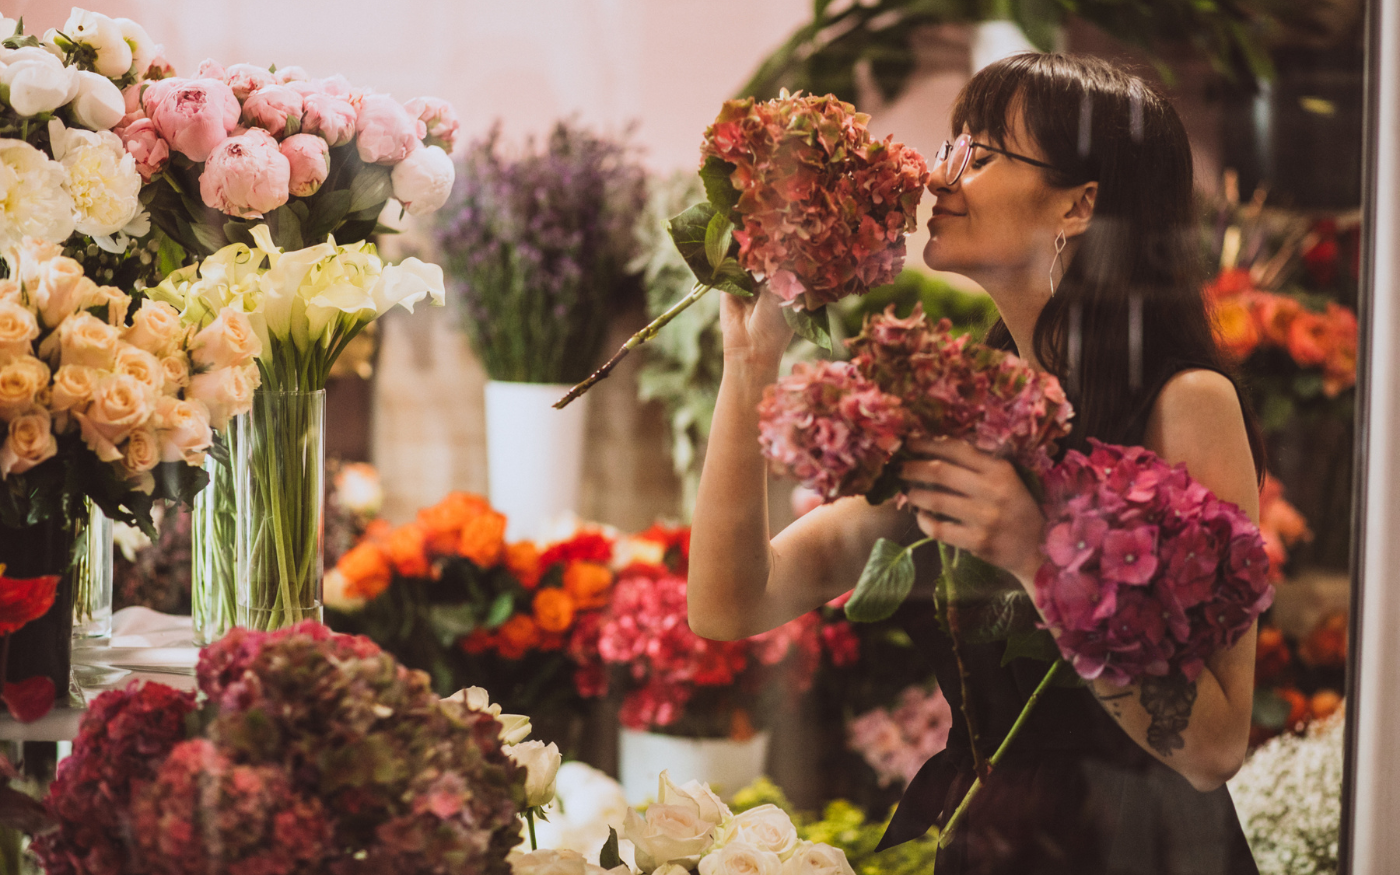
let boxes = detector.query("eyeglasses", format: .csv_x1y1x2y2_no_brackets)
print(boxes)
933,133,1056,186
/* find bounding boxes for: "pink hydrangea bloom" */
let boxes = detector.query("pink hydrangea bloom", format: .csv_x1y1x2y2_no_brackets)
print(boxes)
142,76,240,162
847,685,952,788
1035,439,1275,686
200,127,291,218
701,92,930,306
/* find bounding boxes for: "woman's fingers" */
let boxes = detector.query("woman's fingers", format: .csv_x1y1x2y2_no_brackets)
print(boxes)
899,456,983,496
904,436,996,473
903,486,988,529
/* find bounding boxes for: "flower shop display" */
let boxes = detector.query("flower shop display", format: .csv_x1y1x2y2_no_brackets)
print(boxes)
558,91,930,407
1229,707,1345,875
30,622,526,875
845,685,952,790
1251,613,1346,749
151,225,444,636
434,121,646,537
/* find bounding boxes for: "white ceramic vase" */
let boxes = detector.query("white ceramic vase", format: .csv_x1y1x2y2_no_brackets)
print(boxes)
618,728,771,805
484,380,591,541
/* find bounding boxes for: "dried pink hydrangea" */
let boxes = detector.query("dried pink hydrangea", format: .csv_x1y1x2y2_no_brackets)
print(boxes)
757,360,910,501
702,92,930,306
1035,440,1274,686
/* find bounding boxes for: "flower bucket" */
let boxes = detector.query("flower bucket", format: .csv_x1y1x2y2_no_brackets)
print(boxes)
484,381,591,541
618,729,770,805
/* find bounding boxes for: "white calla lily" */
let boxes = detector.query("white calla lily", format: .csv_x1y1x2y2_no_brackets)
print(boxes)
372,257,445,316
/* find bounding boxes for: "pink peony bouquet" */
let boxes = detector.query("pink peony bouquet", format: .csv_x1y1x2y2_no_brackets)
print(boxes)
1035,439,1275,686
847,684,953,788
34,622,525,875
555,91,930,408
127,58,458,255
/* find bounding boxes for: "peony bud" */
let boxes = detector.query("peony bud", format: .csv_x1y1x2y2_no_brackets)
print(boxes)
67,70,125,131
355,93,421,165
143,77,240,163
241,84,304,139
200,128,291,218
391,144,454,215
280,133,330,197
0,47,80,117
62,9,132,78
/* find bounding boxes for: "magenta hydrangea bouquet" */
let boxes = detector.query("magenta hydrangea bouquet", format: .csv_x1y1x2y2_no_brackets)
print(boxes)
555,91,930,407
32,622,524,875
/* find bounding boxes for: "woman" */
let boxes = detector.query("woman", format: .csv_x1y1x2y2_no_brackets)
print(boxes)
688,53,1264,874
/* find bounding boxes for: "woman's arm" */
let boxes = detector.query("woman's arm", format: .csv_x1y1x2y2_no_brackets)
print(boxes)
687,291,907,641
900,369,1260,791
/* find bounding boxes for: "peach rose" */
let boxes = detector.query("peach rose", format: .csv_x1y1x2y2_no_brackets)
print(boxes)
123,299,184,357
0,408,57,477
0,355,51,421
42,311,119,370
0,300,39,362
0,279,21,306
154,395,212,465
187,363,258,430
78,281,131,328
73,372,156,461
49,364,98,420
159,353,190,394
190,306,260,370
33,256,86,328
120,423,161,474
15,239,63,290
115,344,164,396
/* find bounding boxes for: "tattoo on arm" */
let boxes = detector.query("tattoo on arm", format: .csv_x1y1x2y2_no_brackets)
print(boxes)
1093,689,1133,718
1139,674,1198,757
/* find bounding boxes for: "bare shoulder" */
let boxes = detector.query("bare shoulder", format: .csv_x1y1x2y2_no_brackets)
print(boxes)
1143,368,1259,520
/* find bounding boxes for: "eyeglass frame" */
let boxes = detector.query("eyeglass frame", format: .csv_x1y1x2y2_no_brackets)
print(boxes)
933,133,1057,186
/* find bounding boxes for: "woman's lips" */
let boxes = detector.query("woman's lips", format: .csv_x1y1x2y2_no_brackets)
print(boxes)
929,207,965,220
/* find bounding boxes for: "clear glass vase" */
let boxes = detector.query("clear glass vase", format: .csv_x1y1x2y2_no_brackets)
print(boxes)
191,445,238,645
71,500,113,640
235,389,326,631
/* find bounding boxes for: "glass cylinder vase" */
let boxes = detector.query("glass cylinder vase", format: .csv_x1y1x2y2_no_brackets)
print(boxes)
71,501,113,640
235,389,326,631
191,444,239,645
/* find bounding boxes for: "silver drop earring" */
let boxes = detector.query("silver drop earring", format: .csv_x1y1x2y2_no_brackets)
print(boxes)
1049,230,1067,296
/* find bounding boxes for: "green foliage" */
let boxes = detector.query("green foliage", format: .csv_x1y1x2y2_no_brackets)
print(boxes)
845,538,918,623
838,269,998,340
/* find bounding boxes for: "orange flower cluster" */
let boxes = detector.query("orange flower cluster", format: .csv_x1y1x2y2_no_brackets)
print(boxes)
1208,268,1358,396
1258,474,1313,582
1250,615,1347,746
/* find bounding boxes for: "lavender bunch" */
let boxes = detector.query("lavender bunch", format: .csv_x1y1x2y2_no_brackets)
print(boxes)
436,121,647,383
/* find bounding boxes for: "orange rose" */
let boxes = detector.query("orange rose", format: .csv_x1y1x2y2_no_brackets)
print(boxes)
1212,297,1260,361
506,540,542,589
460,630,495,655
1285,310,1329,367
1298,612,1347,668
362,518,394,543
1279,687,1309,731
386,524,432,578
533,587,576,634
1262,495,1312,547
1254,625,1290,685
459,509,506,568
1322,302,1358,396
417,492,492,555
336,542,392,602
1309,689,1342,722
1205,267,1253,300
495,614,541,659
1254,294,1302,346
563,561,613,610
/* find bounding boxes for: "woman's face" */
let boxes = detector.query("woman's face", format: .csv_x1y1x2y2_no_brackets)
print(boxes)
922,109,1070,285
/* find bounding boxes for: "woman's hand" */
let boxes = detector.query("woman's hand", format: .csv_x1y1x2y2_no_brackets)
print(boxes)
720,287,794,369
899,437,1046,586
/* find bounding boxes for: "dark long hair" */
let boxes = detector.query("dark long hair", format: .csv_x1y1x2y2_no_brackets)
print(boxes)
953,53,1264,477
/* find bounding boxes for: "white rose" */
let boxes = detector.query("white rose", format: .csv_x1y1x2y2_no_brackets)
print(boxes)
0,139,76,251
153,395,212,465
49,119,143,239
446,686,534,743
62,9,133,79
190,306,260,370
714,806,799,862
68,70,125,131
187,364,258,430
507,849,592,875
73,372,154,460
0,299,38,362
372,257,445,317
505,740,561,808
0,354,50,421
0,407,56,477
0,46,80,116
778,843,854,875
115,18,159,79
115,343,164,396
32,256,88,329
698,843,782,875
658,771,732,828
47,311,120,370
123,299,184,357
554,762,631,835
623,803,715,873
391,143,454,215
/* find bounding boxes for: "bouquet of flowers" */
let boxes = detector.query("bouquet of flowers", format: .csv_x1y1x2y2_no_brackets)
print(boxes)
569,524,833,737
557,91,930,407
846,685,953,790
434,121,647,384
32,622,526,875
128,53,457,256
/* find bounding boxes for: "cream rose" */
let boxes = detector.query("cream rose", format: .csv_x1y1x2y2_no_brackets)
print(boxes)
154,396,212,465
624,802,716,873
504,740,561,808
73,372,155,460
0,300,39,362
44,311,120,370
50,364,99,420
32,255,86,328
506,849,625,875
114,343,164,395
159,353,190,394
447,686,533,743
714,806,799,861
120,423,160,473
0,407,57,476
0,355,50,421
123,298,184,356
190,305,260,370
0,279,21,306
78,282,131,327
778,843,855,875
187,364,257,430
659,772,732,828
698,843,783,875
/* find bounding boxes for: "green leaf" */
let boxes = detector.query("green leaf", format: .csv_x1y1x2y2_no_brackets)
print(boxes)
266,204,305,251
712,259,756,297
191,223,228,255
1252,688,1292,731
150,460,211,509
600,828,623,871
844,538,915,623
783,304,833,351
668,201,720,285
704,211,734,271
699,156,740,219
428,603,480,646
303,189,353,244
484,592,515,629
349,165,394,213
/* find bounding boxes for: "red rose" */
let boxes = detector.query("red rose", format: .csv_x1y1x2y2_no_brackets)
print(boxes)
0,572,59,635
2,676,55,722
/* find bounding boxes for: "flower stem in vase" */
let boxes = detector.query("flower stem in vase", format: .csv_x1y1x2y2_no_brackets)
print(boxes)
938,659,1064,848
939,542,988,777
235,389,326,631
555,281,713,409
192,447,238,644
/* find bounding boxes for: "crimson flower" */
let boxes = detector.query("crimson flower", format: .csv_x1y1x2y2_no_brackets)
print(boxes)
0,571,59,636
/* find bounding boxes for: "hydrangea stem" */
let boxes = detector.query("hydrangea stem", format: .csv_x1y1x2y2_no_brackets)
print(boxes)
555,282,713,409
940,542,987,778
938,660,1064,849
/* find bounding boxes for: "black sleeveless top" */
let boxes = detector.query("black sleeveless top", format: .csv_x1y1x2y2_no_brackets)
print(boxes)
875,363,1260,875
